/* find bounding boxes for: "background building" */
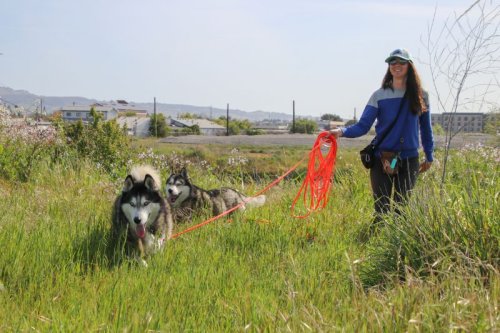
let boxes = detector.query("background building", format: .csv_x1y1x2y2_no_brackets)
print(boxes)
60,104,118,122
170,118,226,136
432,112,485,133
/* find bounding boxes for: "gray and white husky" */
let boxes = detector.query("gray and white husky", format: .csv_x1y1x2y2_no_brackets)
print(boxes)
165,168,266,222
111,165,173,265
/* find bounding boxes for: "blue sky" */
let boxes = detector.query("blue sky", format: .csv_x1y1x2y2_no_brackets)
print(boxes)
0,0,488,118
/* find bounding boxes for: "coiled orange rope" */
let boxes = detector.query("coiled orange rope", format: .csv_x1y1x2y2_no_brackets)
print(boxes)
291,131,337,218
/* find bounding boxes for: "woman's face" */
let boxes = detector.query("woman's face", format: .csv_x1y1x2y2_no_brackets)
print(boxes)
389,59,409,80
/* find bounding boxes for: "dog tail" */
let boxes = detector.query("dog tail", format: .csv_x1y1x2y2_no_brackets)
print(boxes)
245,194,266,207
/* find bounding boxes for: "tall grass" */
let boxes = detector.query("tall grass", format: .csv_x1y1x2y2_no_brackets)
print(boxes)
0,141,498,331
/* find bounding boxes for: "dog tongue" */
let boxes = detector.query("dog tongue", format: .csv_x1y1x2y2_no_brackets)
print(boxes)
136,224,145,239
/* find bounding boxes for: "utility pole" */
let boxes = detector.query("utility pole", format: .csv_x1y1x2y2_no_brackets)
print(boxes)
292,100,296,133
226,103,229,136
39,98,43,121
154,97,157,137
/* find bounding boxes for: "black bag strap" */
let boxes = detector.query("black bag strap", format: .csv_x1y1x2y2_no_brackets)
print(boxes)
371,90,407,148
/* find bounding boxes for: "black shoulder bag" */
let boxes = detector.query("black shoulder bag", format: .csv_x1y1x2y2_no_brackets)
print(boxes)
359,91,407,169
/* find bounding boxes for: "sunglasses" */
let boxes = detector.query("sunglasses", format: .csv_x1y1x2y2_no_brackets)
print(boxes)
389,59,409,66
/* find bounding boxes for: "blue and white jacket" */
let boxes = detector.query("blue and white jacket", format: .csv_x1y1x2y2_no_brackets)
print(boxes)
342,88,434,162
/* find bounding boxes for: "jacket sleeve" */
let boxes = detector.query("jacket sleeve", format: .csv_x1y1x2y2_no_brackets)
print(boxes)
419,98,434,162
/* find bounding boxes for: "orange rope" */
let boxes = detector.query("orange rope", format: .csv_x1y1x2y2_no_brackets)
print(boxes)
170,152,308,239
170,131,337,239
291,131,337,218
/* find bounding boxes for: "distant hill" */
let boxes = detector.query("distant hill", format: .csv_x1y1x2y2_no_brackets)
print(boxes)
0,86,293,122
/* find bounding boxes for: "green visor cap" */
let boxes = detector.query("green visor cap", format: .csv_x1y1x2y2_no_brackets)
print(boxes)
385,48,412,63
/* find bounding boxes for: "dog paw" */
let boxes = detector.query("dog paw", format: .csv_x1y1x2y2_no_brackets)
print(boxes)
134,256,148,267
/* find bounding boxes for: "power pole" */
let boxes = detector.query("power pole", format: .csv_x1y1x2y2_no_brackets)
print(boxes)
154,97,157,137
292,100,296,133
39,98,43,121
226,103,229,136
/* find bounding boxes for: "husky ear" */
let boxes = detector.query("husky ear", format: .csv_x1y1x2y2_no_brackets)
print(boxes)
144,174,158,191
180,167,188,179
123,175,134,192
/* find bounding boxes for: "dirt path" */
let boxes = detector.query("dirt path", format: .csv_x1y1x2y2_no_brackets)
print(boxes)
159,133,495,149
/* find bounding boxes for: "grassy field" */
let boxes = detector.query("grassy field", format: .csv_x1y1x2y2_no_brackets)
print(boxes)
0,139,498,332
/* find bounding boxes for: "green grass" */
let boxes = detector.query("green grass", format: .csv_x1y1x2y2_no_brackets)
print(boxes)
0,144,498,332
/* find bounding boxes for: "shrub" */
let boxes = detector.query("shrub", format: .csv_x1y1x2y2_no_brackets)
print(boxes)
360,145,500,286
182,124,200,135
246,128,264,135
0,110,61,182
61,108,131,177
213,117,253,135
291,119,318,134
149,113,170,137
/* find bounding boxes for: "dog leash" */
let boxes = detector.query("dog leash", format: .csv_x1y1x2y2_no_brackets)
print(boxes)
170,132,338,239
290,131,337,218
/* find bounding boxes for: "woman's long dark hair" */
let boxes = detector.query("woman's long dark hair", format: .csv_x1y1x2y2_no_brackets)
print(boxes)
381,62,427,115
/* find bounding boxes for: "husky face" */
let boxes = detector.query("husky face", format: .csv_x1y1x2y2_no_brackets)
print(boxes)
121,174,162,239
165,169,191,208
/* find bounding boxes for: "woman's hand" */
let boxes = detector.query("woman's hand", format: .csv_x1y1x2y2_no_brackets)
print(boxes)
419,161,432,173
329,128,343,138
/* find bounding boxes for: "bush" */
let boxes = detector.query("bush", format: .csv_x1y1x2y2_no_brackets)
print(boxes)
149,113,170,137
360,145,500,286
61,108,132,177
213,117,252,135
182,124,200,135
246,128,264,135
291,119,318,134
432,123,445,135
0,111,61,182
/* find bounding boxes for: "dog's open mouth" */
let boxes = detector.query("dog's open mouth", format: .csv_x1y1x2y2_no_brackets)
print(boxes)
136,224,146,239
168,194,180,204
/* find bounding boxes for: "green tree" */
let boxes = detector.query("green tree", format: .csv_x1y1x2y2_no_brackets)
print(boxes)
227,122,241,135
344,119,357,126
483,109,499,135
179,112,200,119
149,113,170,137
432,123,445,135
213,117,252,135
246,128,264,135
181,124,201,135
63,115,130,175
89,107,103,129
291,119,318,134
321,113,343,121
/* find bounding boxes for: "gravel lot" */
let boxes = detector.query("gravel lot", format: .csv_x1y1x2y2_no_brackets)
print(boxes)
160,133,495,149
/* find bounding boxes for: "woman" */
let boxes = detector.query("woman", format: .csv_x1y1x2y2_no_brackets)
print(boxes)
330,48,434,223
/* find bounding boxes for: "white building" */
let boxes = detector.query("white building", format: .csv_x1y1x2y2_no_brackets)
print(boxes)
115,116,151,137
60,104,118,122
170,118,226,136
432,112,485,133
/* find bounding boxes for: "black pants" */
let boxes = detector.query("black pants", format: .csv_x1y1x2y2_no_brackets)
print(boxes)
370,156,419,222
